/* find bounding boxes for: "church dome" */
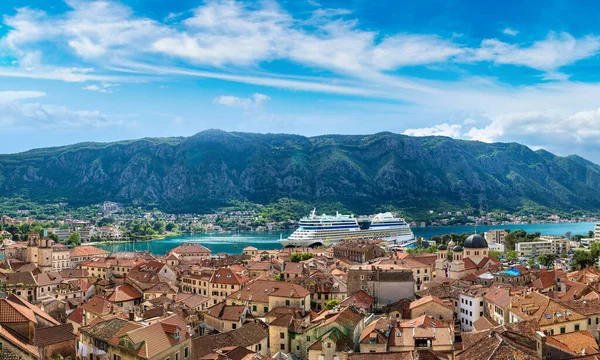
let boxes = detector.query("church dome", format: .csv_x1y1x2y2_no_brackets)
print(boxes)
448,240,456,247
452,245,463,252
437,244,447,251
463,234,488,249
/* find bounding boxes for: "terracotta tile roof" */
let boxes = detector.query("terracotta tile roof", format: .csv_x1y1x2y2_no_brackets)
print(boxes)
0,325,40,358
205,303,247,322
170,243,211,255
107,284,143,303
359,317,391,344
176,294,211,309
346,352,413,360
0,298,38,324
70,245,110,257
509,291,586,326
35,271,63,286
316,306,364,332
7,295,60,325
81,295,114,316
484,287,511,308
145,282,178,294
561,299,600,316
60,269,89,278
409,295,449,310
81,317,143,346
5,271,37,286
33,324,77,346
67,308,84,325
199,346,254,360
546,330,599,354
248,262,271,271
228,280,309,303
123,315,190,359
210,267,250,285
340,290,374,309
284,262,304,274
137,260,168,273
192,322,268,359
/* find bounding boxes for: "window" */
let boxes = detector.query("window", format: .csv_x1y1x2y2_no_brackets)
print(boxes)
232,323,237,329
296,346,300,351
589,319,592,326
286,300,290,306
280,333,285,339
560,327,566,334
176,352,180,360
280,344,285,350
480,301,483,306
306,336,311,341
184,347,189,358
114,355,121,360
327,343,331,349
575,325,580,331
253,305,257,311
264,306,269,313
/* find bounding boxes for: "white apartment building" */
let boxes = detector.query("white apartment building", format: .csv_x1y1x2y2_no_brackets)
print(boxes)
516,236,569,257
484,230,507,245
458,286,487,331
49,228,70,242
488,242,505,253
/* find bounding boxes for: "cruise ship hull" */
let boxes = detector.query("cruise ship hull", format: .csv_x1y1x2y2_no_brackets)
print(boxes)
279,230,414,248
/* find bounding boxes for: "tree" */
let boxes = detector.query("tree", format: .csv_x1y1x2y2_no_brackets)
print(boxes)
591,242,600,259
325,299,340,310
589,231,595,239
489,250,502,260
536,254,557,269
431,236,442,244
290,253,302,262
68,232,81,246
565,231,572,239
505,250,518,262
274,272,285,281
572,250,595,271
166,222,178,232
301,252,314,261
446,251,453,261
526,258,536,267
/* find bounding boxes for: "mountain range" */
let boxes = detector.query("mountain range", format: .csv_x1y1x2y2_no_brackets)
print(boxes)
1,129,599,214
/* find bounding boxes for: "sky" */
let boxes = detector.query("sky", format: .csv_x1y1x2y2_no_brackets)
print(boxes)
2,1,600,162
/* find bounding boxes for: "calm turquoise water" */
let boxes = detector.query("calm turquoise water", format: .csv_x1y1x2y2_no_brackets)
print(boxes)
93,222,597,255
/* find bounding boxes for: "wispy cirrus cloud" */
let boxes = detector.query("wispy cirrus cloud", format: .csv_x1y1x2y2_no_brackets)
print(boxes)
213,93,270,110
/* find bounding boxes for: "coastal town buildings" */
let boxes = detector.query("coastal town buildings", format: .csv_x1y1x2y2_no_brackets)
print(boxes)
3,210,600,360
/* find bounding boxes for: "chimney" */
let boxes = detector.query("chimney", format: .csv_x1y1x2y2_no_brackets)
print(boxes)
535,331,546,359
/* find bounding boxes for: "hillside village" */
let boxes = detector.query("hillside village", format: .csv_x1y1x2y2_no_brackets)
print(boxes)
3,232,600,360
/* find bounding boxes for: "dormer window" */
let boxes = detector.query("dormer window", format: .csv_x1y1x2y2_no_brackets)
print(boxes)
174,330,180,339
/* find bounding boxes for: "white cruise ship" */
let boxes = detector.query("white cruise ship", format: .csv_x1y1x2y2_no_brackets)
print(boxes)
279,210,414,248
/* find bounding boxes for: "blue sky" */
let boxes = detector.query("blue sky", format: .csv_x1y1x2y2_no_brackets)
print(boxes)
2,1,600,162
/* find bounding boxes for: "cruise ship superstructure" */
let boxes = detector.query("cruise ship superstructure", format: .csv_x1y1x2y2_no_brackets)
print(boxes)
279,210,414,248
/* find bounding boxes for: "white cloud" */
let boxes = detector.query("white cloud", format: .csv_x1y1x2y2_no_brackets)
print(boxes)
82,85,100,91
0,101,120,129
502,27,519,36
213,93,271,110
471,32,600,72
403,123,462,138
82,83,118,93
0,90,46,102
